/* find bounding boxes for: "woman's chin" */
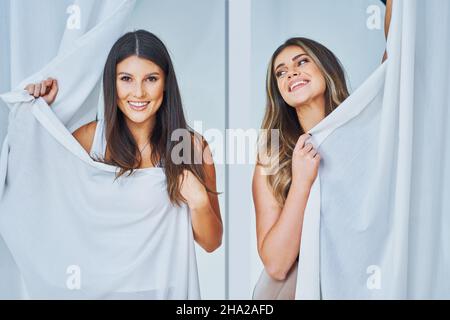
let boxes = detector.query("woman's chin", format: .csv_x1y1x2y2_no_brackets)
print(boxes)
288,94,318,109
288,99,308,109
284,94,310,108
123,112,153,125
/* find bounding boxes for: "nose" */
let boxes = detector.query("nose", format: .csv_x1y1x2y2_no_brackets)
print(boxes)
134,83,146,98
287,71,300,79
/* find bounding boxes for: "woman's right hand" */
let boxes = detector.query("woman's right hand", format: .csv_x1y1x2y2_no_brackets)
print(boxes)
24,77,58,106
291,133,321,187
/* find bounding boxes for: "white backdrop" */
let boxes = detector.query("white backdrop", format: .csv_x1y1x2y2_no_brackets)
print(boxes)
1,0,449,300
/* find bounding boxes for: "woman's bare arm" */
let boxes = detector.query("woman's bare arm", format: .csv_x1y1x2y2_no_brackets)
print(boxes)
253,133,320,280
72,121,97,154
182,140,223,253
383,0,393,62
385,0,393,39
24,78,97,154
253,165,311,280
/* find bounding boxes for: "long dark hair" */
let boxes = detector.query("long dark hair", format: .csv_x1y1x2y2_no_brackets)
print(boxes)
102,30,210,205
259,37,349,205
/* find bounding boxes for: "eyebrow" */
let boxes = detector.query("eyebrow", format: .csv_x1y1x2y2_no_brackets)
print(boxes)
274,54,308,71
117,72,160,77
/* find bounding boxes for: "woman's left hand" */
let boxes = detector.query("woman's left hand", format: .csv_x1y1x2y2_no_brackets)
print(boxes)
180,170,209,210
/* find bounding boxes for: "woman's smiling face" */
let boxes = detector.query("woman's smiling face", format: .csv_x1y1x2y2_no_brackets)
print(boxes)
273,45,326,108
116,55,165,125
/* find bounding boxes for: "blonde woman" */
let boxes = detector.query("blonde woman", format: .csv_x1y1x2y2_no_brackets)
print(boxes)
253,1,392,291
253,37,350,284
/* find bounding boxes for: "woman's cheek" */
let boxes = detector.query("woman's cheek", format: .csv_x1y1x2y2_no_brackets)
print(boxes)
116,83,128,99
318,77,327,95
277,80,286,96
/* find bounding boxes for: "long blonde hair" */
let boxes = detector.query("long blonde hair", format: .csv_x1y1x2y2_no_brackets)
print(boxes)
258,37,349,205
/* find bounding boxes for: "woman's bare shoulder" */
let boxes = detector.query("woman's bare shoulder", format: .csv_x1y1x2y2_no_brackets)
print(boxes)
72,121,97,153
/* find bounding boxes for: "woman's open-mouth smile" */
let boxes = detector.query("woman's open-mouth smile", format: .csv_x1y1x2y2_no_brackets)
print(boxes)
288,79,310,92
128,101,150,111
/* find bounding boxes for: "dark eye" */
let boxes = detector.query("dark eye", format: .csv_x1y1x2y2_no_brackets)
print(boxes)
275,70,286,78
120,76,132,82
298,59,308,66
147,76,158,82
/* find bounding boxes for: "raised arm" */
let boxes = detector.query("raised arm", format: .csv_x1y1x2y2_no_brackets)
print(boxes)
382,0,393,62
385,0,392,39
25,77,98,153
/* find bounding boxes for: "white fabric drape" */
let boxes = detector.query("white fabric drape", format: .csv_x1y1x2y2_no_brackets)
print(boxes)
0,0,200,299
296,0,450,299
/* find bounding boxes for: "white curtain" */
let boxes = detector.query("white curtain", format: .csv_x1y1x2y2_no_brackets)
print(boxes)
0,0,137,144
0,89,200,299
296,0,450,299
3,0,136,129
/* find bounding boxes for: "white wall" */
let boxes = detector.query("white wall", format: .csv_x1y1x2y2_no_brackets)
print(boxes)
227,0,253,299
0,0,10,144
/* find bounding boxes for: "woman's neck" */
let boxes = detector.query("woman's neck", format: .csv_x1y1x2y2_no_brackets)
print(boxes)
125,117,155,147
295,98,326,133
